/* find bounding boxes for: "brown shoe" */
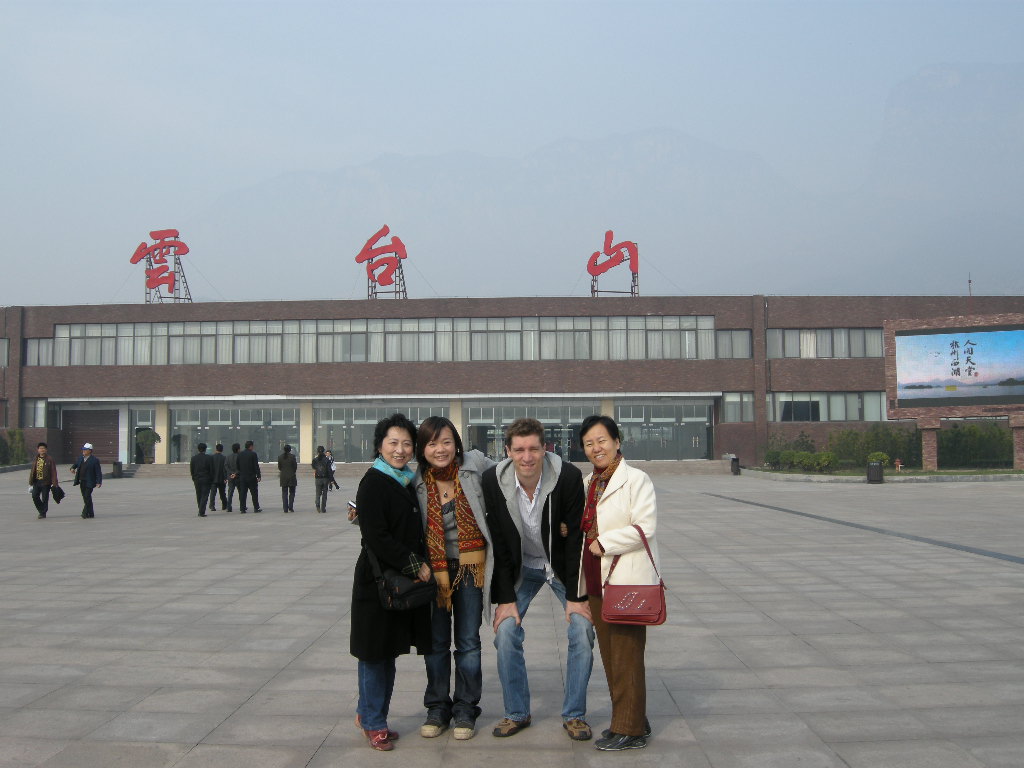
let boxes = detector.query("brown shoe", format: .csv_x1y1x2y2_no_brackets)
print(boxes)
366,728,393,751
492,716,531,737
563,717,592,741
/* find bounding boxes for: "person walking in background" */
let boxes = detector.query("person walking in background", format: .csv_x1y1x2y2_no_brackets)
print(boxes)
350,414,432,752
209,443,228,512
190,443,214,517
70,442,102,519
326,449,340,490
28,442,60,519
312,445,331,513
578,415,660,751
224,443,241,513
413,416,495,741
278,444,298,513
237,440,262,513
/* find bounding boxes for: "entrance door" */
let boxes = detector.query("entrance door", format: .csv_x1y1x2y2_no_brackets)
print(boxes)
62,410,119,463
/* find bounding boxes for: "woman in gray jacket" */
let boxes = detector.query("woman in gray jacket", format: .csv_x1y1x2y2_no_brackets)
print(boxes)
414,416,496,741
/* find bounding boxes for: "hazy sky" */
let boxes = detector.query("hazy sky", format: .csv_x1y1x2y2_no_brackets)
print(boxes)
3,0,1023,305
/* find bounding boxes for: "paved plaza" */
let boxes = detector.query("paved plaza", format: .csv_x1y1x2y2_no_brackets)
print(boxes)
1,466,1023,767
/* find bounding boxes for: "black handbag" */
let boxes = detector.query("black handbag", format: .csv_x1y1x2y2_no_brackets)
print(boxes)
363,545,436,611
51,485,66,504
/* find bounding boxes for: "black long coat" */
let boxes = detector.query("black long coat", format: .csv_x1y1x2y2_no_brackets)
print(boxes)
349,467,432,661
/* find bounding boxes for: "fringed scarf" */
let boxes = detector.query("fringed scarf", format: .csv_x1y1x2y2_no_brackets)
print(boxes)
423,461,486,609
583,452,623,536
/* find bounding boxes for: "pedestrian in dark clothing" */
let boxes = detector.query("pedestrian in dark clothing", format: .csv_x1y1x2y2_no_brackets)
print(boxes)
278,444,298,513
190,443,214,517
237,440,262,513
209,443,228,511
70,442,103,519
312,445,331,513
225,443,241,512
29,442,60,519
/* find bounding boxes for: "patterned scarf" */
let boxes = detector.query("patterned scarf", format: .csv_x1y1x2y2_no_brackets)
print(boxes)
372,456,415,487
583,452,623,536
423,461,486,610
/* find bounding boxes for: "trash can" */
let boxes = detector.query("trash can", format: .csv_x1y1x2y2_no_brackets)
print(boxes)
730,456,740,475
112,461,123,479
866,461,883,484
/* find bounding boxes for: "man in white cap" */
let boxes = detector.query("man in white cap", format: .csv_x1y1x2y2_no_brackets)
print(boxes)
70,442,103,519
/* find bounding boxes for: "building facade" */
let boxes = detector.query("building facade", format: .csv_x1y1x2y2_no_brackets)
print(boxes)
3,295,1022,465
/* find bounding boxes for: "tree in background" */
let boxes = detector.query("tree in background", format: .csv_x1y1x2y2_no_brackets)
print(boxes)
0,432,9,465
6,429,28,465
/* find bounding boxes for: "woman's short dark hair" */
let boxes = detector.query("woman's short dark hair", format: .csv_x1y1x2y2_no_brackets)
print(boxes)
415,416,464,467
579,414,621,447
373,413,417,456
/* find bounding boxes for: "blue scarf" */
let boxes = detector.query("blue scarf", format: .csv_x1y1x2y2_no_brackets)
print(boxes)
373,456,415,487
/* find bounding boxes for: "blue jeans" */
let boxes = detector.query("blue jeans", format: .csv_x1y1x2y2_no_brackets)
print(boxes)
423,573,483,723
357,658,396,731
493,565,594,721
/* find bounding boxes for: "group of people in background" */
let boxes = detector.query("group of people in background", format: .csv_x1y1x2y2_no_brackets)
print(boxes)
350,412,661,753
189,441,340,516
189,440,265,515
28,441,103,519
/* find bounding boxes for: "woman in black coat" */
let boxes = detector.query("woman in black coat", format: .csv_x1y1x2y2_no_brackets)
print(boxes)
351,413,432,751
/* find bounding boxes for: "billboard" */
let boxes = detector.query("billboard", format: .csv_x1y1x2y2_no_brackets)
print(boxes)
894,325,1024,409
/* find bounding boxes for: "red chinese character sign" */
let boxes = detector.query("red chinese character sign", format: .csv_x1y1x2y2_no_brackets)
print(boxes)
588,230,639,297
129,229,193,303
356,225,408,299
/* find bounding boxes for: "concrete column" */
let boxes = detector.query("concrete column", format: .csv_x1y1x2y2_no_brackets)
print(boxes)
1010,415,1024,470
918,417,941,471
154,402,169,464
299,401,314,464
600,398,615,417
449,399,463,436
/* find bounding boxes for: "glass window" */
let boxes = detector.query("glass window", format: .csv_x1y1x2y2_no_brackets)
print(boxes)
865,328,883,357
850,328,866,357
816,328,833,358
766,329,783,359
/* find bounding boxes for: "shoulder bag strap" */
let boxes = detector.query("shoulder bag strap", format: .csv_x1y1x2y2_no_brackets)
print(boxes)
602,524,665,588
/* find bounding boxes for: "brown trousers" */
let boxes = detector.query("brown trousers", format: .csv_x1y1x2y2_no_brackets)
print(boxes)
589,595,647,736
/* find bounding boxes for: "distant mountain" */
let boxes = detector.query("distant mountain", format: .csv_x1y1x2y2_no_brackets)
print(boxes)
182,64,1024,301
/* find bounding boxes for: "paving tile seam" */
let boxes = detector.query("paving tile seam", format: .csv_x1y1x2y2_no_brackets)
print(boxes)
703,493,1024,567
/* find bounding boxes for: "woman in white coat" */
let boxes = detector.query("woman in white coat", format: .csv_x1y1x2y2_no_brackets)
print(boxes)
578,415,660,751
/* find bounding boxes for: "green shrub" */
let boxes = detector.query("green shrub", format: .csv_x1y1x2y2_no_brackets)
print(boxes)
814,451,837,473
794,451,817,471
867,451,890,466
763,449,781,468
0,432,9,465
7,429,27,465
779,449,796,469
938,421,1012,469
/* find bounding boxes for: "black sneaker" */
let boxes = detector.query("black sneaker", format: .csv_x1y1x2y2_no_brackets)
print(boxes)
601,718,651,739
595,732,647,751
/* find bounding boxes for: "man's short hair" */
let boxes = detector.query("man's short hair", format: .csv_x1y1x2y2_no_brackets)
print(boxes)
231,443,240,453
198,443,207,452
215,443,224,452
504,417,545,448
244,441,254,450
37,442,47,448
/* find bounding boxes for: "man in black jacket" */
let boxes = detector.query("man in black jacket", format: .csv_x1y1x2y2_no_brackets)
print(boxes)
224,443,241,512
190,443,214,517
237,440,262,513
482,418,594,742
208,443,228,512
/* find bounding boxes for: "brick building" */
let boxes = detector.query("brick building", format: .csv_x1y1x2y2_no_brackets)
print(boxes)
3,295,1022,466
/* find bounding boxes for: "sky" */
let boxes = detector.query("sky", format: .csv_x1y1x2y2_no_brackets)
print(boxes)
2,0,1023,305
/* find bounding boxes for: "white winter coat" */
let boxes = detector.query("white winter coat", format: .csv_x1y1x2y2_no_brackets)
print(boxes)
577,458,661,597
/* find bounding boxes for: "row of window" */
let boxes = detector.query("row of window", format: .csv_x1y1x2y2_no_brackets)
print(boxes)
718,392,888,422
22,316,756,365
767,328,883,359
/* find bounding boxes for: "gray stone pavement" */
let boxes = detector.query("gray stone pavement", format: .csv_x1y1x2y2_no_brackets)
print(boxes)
1,468,1023,767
